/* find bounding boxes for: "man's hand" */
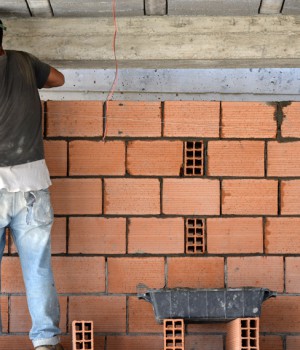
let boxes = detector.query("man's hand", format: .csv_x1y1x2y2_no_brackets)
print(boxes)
43,66,65,88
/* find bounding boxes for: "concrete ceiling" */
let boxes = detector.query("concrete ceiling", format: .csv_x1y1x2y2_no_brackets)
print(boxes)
0,0,298,17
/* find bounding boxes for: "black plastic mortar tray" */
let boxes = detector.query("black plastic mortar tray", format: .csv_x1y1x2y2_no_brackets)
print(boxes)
138,287,276,323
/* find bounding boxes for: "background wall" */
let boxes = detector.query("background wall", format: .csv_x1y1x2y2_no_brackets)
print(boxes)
1,100,300,350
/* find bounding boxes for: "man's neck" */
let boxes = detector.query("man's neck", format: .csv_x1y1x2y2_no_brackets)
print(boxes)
0,47,5,56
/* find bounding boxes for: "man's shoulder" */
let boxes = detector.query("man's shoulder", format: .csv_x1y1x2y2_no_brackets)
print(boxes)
6,50,38,67
6,50,31,60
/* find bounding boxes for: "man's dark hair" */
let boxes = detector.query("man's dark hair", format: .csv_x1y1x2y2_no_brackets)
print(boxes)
0,19,3,46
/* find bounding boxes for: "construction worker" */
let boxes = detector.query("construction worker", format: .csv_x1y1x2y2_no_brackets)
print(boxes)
0,20,65,350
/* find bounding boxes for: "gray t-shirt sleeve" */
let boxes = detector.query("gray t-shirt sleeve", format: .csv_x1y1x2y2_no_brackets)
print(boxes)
28,53,51,89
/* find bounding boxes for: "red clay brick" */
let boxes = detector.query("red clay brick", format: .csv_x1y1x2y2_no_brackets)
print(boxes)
51,178,102,215
164,319,184,350
227,318,259,350
69,296,126,333
1,257,105,293
128,297,163,333
261,296,300,333
60,336,72,350
53,257,105,293
221,102,277,138
268,141,300,177
207,140,265,177
51,217,67,254
6,228,12,254
44,140,67,176
286,336,300,350
72,320,94,350
127,140,183,176
107,336,163,350
46,101,103,137
10,296,67,332
69,217,126,254
1,296,8,333
222,180,278,215
281,180,300,215
0,336,32,349
286,257,300,293
265,218,300,254
1,257,24,292
4,228,9,254
69,140,125,175
104,178,160,215
106,101,161,137
186,322,227,333
282,102,300,138
185,335,223,350
207,217,263,254
184,141,204,176
164,101,220,137
167,257,224,288
227,256,284,292
260,336,283,350
163,179,220,215
128,217,184,254
108,257,165,293
92,336,106,350
185,218,205,254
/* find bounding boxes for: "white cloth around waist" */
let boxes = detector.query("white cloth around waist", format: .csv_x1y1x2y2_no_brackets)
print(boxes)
0,159,51,192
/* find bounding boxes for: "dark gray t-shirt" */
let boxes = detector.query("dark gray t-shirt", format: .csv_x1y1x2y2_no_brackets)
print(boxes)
0,50,50,166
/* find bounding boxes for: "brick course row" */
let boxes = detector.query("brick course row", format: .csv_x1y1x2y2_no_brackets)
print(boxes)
1,296,300,349
45,101,300,138
2,335,297,350
45,139,300,177
4,255,300,293
10,216,300,256
48,178,300,215
3,294,300,338
30,335,300,350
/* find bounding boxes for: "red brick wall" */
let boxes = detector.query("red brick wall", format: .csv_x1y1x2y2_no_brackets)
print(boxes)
2,100,300,350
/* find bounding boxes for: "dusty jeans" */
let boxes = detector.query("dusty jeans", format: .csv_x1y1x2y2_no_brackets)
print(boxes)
0,188,61,347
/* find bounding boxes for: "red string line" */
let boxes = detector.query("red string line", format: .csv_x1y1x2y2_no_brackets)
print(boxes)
103,0,119,141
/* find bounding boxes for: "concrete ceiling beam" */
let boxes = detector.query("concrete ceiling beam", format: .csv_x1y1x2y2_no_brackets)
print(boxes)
3,16,300,68
39,68,300,101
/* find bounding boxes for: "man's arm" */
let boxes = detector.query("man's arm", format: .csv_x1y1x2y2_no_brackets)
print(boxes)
43,66,65,88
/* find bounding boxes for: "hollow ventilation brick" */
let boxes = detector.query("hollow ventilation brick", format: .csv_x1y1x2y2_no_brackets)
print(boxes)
184,141,204,176
164,319,185,350
185,218,205,254
226,318,259,350
72,320,94,350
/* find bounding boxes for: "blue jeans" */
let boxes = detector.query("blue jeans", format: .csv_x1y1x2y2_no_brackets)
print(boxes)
0,188,61,347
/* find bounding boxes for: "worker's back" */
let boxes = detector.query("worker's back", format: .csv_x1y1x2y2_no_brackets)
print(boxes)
0,50,48,166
